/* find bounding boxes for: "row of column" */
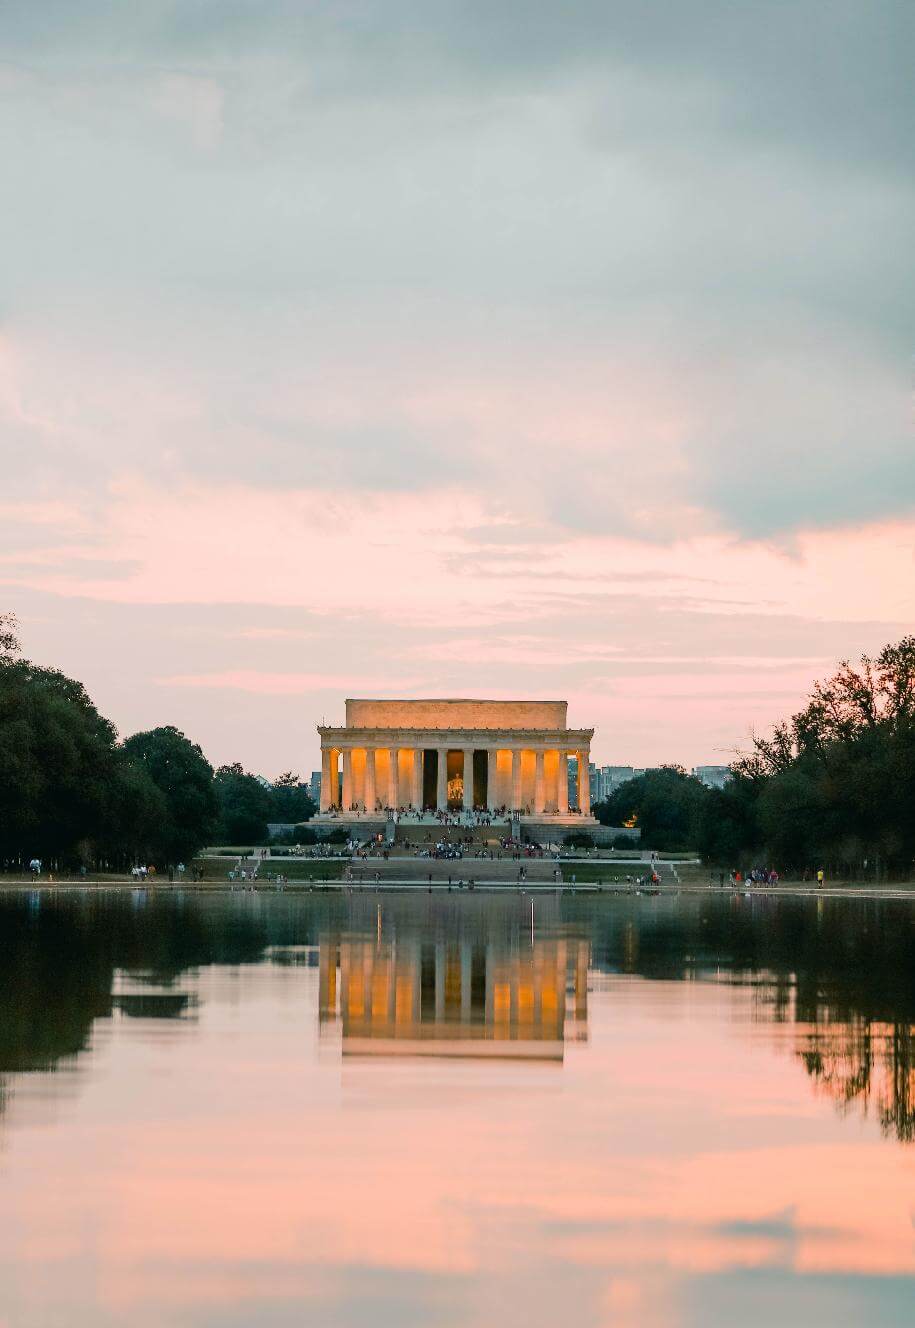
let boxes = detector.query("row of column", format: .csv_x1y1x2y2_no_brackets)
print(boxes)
325,935,589,1034
320,746,591,815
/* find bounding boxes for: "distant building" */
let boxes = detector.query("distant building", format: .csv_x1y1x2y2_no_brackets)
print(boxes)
588,766,647,803
308,770,321,805
692,765,732,789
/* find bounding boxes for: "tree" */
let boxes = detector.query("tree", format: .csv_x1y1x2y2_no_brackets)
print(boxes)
598,766,709,852
102,756,169,866
213,763,272,844
695,776,759,866
0,659,163,867
732,638,915,875
0,612,20,660
269,771,317,824
122,727,218,863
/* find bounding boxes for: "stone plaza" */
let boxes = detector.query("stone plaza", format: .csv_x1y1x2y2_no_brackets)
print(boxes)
315,698,598,832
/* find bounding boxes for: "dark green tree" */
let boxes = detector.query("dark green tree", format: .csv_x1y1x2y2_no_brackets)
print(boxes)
695,776,760,867
597,766,709,852
122,727,218,863
0,658,162,866
733,637,915,875
269,771,316,824
213,763,272,844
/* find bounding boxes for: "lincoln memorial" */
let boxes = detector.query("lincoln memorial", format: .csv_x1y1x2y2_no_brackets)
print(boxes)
315,698,597,828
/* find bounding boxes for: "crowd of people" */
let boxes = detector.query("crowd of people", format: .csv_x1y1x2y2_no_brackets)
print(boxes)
726,867,781,886
322,803,587,820
352,830,554,862
324,804,508,823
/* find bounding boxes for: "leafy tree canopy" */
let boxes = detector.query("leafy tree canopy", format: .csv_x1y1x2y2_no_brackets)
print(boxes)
122,726,218,862
0,657,164,865
268,771,317,825
731,637,915,873
214,764,272,844
597,765,709,853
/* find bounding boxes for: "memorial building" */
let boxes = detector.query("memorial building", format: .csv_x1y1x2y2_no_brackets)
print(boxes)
315,698,597,829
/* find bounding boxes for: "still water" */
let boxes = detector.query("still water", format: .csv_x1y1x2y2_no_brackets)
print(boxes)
0,889,912,1327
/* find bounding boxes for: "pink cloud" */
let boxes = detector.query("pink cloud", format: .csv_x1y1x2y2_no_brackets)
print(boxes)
4,479,913,767
157,669,422,695
3,480,914,626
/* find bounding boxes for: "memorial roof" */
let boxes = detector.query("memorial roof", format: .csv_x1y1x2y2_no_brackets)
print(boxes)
343,698,568,730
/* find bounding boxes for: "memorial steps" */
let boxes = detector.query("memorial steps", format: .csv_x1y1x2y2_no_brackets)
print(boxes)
390,820,511,849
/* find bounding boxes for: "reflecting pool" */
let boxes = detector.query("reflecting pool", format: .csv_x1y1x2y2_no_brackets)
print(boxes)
0,889,912,1326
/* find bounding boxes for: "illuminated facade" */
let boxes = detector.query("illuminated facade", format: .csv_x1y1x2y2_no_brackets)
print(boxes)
316,698,597,823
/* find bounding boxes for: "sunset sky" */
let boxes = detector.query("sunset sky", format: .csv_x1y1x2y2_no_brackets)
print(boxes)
2,1,913,776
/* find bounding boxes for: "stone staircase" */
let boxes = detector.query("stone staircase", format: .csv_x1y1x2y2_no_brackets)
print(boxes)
391,820,511,850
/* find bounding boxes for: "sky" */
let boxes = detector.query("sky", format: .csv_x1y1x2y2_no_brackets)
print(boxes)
1,1,913,777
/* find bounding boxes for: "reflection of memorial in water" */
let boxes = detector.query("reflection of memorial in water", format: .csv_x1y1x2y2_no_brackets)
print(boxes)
319,898,589,1059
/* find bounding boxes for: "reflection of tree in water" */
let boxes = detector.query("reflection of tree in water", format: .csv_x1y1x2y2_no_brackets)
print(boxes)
0,892,274,1081
798,1018,913,1142
754,900,914,1143
0,889,361,1107
1,890,912,1140
569,893,915,1142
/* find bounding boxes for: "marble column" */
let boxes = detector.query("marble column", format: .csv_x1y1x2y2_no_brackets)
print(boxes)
511,748,522,812
557,751,569,814
579,751,591,816
342,749,353,810
486,748,499,810
534,750,546,814
387,747,399,809
462,747,474,810
436,746,448,811
412,749,424,810
320,747,333,812
364,748,376,813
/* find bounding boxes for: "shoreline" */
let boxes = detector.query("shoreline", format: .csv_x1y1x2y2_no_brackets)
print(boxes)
1,879,913,901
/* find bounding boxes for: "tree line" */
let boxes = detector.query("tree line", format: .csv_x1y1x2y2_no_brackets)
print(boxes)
0,615,315,870
4,611,914,877
595,636,915,879
2,888,911,1139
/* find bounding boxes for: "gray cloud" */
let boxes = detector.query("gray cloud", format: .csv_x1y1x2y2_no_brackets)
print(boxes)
0,1,911,541
3,2,911,177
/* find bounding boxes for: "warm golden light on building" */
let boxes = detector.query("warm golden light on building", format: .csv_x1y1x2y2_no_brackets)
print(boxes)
318,902,590,1060
315,698,597,825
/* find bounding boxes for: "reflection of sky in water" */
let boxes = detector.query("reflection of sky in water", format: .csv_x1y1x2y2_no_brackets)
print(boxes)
0,891,912,1327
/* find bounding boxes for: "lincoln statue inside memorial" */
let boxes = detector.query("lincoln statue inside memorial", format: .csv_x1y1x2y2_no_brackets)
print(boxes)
314,698,598,830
